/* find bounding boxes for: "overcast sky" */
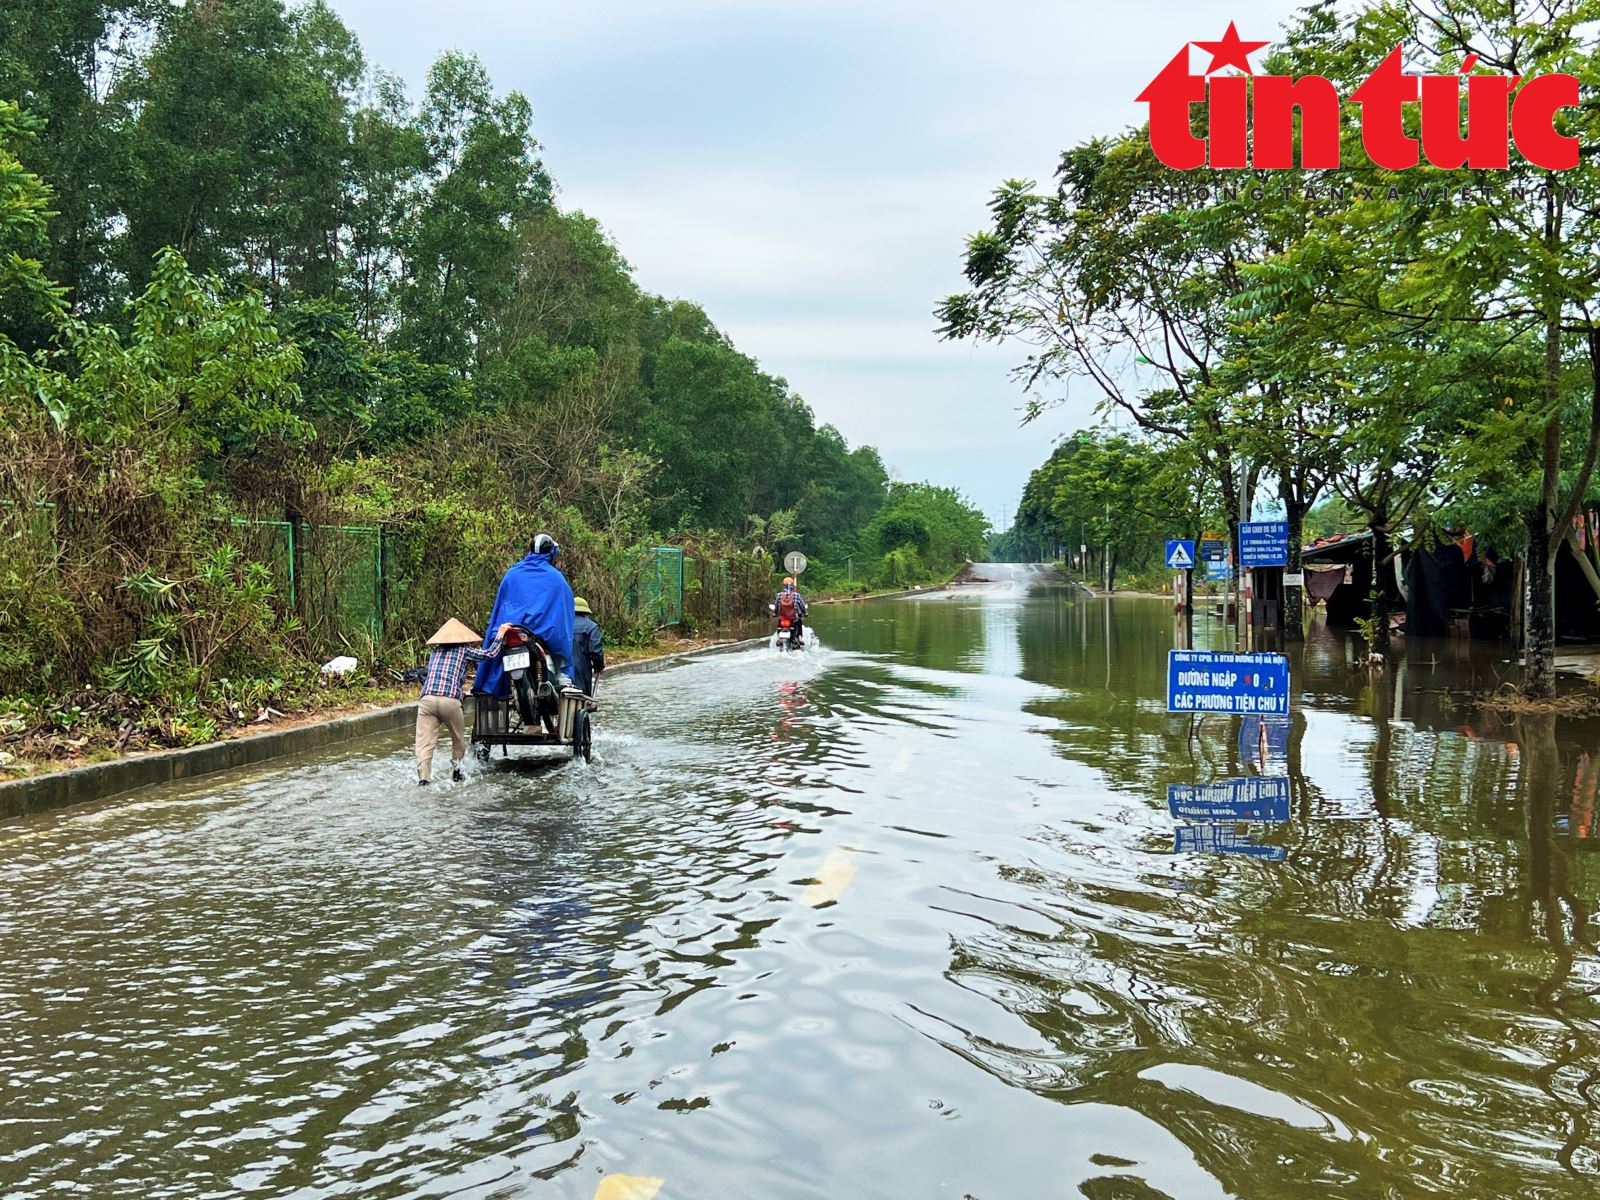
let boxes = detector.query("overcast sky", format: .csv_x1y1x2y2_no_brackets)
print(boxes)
332,0,1298,528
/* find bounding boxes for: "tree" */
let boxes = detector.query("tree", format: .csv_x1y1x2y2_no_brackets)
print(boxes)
1241,0,1600,686
1015,430,1197,591
0,102,67,338
937,140,1263,598
0,1,157,326
115,0,362,299
395,51,552,371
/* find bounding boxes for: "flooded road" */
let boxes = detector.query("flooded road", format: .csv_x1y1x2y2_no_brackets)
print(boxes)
3,565,1598,1198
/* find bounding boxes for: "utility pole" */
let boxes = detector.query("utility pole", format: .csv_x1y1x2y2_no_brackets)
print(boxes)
1103,501,1111,594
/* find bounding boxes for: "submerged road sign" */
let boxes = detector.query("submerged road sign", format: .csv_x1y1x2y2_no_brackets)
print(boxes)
1239,520,1289,567
1169,776,1290,823
1165,539,1195,570
1166,650,1290,714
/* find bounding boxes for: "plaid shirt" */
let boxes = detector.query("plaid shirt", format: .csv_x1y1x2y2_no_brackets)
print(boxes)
421,636,503,699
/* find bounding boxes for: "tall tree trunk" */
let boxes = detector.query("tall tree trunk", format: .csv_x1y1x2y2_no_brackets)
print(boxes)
1526,507,1556,696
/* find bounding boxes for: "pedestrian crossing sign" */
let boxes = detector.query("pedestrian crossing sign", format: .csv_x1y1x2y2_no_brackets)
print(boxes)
1165,539,1196,570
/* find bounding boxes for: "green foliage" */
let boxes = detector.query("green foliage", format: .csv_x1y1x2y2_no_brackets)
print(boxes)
1009,429,1198,589
106,546,292,701
0,100,66,335
864,483,988,586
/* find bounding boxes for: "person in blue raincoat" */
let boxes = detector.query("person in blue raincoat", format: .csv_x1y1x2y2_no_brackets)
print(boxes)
472,533,576,698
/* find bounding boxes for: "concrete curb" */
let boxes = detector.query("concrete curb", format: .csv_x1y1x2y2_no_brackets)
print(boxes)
0,635,773,823
0,703,418,823
812,584,949,605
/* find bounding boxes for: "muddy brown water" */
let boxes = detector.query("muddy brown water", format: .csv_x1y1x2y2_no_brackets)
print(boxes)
2,565,1597,1198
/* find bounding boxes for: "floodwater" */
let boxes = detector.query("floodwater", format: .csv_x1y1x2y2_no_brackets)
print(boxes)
2,565,1598,1199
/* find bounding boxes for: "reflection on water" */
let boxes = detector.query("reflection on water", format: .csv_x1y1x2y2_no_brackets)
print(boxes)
1169,776,1290,824
1173,823,1288,861
1,569,1598,1197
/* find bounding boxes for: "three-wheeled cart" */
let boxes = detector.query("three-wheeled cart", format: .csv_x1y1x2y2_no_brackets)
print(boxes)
471,687,595,763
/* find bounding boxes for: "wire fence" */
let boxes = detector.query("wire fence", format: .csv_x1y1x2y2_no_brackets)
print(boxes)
218,521,766,656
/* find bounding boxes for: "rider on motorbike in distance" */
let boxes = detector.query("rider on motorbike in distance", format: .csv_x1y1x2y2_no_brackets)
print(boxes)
769,576,808,646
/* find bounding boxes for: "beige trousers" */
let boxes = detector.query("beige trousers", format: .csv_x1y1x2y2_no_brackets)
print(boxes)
415,696,467,781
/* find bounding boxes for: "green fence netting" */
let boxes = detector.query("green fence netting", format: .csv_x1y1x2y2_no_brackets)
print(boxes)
637,546,684,627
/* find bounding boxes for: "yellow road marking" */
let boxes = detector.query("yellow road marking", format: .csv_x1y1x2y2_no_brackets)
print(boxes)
594,1176,664,1200
802,847,857,906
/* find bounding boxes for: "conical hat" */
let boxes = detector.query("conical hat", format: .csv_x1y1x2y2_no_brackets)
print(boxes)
427,617,482,645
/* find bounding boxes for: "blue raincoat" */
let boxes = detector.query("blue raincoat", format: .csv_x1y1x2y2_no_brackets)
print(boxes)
472,551,575,698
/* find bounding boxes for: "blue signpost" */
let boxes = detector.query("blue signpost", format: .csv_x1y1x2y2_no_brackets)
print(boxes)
1168,776,1290,823
1239,520,1289,568
1165,540,1195,570
1166,650,1290,714
1238,715,1290,763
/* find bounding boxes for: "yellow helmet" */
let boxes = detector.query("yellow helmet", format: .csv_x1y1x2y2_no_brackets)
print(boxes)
783,576,795,586
573,596,593,615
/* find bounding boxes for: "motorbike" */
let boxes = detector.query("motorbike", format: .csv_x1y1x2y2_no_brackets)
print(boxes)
500,623,560,734
768,603,806,652
470,625,595,763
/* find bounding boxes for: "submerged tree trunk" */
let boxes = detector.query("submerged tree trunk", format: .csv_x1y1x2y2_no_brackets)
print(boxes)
1370,520,1391,656
1283,494,1307,642
1526,508,1556,697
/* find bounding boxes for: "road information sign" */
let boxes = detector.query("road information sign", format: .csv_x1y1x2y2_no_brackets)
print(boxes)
784,551,807,575
1239,520,1289,567
1199,538,1226,562
1166,650,1290,714
1165,540,1195,570
1168,776,1290,823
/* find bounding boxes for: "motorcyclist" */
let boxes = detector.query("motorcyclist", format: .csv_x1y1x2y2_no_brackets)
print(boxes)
473,533,576,700
770,576,808,645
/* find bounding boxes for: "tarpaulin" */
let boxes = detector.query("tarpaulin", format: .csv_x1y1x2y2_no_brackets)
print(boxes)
1305,565,1345,602
472,551,575,698
1407,542,1474,637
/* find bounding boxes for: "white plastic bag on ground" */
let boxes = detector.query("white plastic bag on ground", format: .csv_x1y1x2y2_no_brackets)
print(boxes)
320,655,359,675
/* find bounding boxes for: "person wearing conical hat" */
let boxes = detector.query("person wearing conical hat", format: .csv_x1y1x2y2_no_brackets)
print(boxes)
571,597,605,698
415,618,510,785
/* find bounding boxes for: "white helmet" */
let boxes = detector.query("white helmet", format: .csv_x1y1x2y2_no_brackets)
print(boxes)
530,533,560,559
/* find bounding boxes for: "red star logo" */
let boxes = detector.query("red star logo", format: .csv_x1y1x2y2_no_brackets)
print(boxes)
1194,22,1269,75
